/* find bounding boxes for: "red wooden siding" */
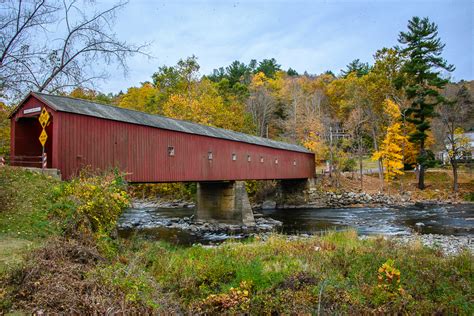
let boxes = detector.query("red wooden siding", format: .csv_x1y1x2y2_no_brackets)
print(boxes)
11,95,315,182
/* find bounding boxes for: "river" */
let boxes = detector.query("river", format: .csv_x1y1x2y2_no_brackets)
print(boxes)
117,203,474,246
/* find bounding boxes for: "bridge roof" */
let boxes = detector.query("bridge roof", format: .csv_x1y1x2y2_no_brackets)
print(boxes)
30,92,311,153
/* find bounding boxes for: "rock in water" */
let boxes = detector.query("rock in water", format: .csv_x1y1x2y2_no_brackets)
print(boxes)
262,200,277,210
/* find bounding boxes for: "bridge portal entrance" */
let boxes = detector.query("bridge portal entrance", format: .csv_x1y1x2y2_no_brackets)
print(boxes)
12,115,53,168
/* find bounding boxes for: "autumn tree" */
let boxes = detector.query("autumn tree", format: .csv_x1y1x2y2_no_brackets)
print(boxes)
396,16,454,189
68,87,114,104
372,100,409,182
153,56,200,97
247,72,276,137
435,84,473,191
0,102,10,156
117,83,160,113
162,78,249,131
286,75,330,159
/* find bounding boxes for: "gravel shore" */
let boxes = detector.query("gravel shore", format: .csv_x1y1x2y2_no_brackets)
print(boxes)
390,234,474,255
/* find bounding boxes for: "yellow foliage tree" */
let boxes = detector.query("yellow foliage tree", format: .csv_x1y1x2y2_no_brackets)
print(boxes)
372,100,410,181
68,87,114,104
162,78,249,131
0,102,10,156
118,83,160,113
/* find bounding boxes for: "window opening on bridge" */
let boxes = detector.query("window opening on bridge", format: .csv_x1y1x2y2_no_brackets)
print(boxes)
208,151,213,160
260,156,264,163
247,155,251,162
168,146,175,156
232,153,237,161
293,159,297,166
275,158,279,164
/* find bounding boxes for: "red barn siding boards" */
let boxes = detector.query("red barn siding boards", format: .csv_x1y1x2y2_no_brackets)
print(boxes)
10,93,315,182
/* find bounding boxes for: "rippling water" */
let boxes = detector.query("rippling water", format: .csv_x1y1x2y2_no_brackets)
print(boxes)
117,203,474,245
261,204,474,236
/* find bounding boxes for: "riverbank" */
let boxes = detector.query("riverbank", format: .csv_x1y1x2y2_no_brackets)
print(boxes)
391,234,474,255
2,230,472,314
1,167,473,314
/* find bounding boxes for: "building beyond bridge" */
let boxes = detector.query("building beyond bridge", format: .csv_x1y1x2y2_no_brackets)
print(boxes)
9,92,315,183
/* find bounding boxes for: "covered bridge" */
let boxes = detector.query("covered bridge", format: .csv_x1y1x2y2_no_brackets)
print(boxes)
9,92,315,182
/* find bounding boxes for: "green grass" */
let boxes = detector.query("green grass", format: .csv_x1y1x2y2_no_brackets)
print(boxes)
0,167,61,274
1,167,473,314
0,238,36,276
0,167,62,239
94,231,473,314
361,157,379,170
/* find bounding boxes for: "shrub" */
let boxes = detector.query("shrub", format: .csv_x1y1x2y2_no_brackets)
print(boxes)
130,182,195,200
342,158,357,172
193,281,252,313
51,170,129,239
464,192,474,202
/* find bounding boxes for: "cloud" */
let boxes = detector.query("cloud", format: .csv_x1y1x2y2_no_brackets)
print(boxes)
97,0,473,93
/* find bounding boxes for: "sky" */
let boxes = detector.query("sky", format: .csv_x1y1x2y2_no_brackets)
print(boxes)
98,0,473,93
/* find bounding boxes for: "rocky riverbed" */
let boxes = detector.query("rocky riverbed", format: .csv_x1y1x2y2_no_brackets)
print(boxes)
390,234,474,255
251,233,474,255
118,200,283,241
118,199,473,250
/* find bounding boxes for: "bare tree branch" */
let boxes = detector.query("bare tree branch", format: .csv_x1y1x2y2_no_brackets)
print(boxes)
0,0,150,101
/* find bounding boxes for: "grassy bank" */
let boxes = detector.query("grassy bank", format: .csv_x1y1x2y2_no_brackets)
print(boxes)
97,232,473,314
1,167,473,314
3,231,472,314
0,167,62,276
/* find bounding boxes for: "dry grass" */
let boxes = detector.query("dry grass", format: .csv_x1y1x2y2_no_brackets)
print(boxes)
1,238,158,314
0,238,35,277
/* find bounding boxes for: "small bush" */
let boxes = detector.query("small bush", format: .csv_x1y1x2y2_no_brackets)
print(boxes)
464,192,474,202
342,158,357,172
51,170,130,239
130,182,195,200
193,281,252,313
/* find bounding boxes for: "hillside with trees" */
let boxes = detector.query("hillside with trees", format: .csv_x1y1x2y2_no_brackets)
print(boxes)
0,1,471,193
1,1,473,314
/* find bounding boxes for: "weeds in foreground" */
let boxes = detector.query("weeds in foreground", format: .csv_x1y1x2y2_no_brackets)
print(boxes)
89,231,473,315
1,168,473,314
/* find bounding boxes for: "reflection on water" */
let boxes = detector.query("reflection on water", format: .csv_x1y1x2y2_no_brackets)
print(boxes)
118,203,474,245
261,204,474,236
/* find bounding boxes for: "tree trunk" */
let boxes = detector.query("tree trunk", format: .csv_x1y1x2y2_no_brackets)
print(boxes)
451,160,458,192
371,127,384,191
359,151,363,191
418,164,425,190
418,143,426,190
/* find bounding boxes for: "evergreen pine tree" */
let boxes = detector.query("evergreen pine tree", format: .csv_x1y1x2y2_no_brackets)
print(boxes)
396,16,454,189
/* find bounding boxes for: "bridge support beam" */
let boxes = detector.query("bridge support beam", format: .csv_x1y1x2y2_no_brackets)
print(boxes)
276,178,315,207
195,181,255,226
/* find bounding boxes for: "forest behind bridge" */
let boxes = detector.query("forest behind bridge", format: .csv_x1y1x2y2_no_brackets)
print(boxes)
1,5,472,192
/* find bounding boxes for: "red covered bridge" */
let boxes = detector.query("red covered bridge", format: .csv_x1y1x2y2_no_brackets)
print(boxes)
9,92,315,225
9,92,315,182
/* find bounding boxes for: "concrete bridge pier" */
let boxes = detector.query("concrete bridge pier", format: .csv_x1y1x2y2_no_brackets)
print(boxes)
276,178,315,207
195,181,255,226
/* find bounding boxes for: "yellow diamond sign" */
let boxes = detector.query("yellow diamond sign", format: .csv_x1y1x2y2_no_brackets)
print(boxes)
39,129,48,146
38,108,50,128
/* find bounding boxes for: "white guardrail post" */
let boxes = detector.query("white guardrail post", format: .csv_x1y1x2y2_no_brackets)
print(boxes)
42,153,47,169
